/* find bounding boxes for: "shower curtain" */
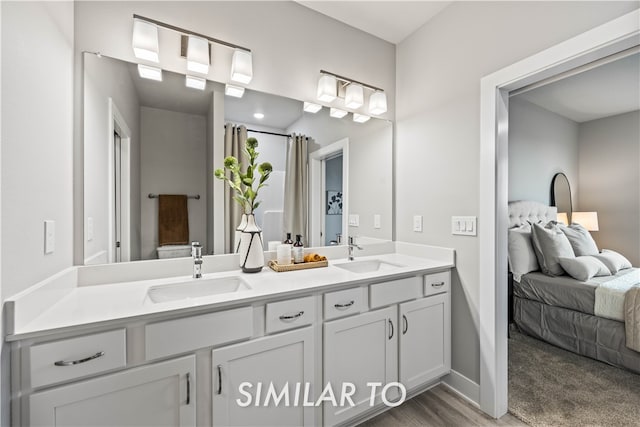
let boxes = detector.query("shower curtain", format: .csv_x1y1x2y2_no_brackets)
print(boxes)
223,124,248,253
283,133,309,246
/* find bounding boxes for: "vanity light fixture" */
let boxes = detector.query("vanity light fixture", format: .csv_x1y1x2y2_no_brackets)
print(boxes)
369,91,388,115
303,102,322,113
185,75,206,90
353,113,371,123
345,83,364,109
329,108,348,118
132,18,159,62
230,49,253,84
137,64,163,81
317,74,338,102
187,35,210,74
225,84,245,98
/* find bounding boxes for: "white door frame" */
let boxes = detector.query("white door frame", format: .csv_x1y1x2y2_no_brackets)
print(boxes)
309,138,349,248
478,10,639,418
108,98,132,263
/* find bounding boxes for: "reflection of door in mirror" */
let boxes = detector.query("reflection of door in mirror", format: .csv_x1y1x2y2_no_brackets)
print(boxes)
551,172,572,222
324,155,343,246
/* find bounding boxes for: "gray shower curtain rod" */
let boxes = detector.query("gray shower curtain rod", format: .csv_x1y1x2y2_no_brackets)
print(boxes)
224,125,308,139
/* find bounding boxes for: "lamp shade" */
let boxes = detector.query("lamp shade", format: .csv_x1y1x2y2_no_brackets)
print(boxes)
572,211,599,231
330,108,348,118
353,113,370,123
132,19,159,63
225,84,245,98
369,91,387,115
137,64,162,81
556,212,569,225
187,35,210,74
231,49,253,84
317,74,337,102
303,102,322,113
345,83,364,109
185,75,206,90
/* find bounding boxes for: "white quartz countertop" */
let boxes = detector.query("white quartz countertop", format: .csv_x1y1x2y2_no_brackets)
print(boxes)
6,249,453,341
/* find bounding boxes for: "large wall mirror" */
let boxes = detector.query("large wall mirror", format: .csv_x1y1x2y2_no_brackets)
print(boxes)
83,53,393,264
551,172,572,222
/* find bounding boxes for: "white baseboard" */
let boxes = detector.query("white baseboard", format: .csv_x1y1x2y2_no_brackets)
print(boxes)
442,369,480,408
84,250,108,265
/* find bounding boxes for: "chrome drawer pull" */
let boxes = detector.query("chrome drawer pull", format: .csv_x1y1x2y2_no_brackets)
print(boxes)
217,365,222,395
431,281,445,288
279,311,304,320
402,314,408,335
186,372,191,405
54,351,105,366
388,319,394,340
334,300,355,309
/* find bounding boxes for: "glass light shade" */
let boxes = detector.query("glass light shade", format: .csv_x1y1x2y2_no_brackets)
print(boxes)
369,91,388,115
185,75,206,90
303,102,322,113
572,212,599,231
317,75,337,102
132,19,159,63
254,113,264,119
556,212,569,225
329,108,348,118
230,49,253,84
187,35,210,74
137,64,162,81
345,83,364,109
225,84,245,98
353,113,370,123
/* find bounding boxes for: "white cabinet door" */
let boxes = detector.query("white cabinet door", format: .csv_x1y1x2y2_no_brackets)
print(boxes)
399,293,451,391
212,327,315,427
29,355,196,427
323,306,397,426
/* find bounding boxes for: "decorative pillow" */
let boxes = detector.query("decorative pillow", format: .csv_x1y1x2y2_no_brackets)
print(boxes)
530,221,575,276
508,224,539,282
560,223,599,256
558,256,611,282
593,249,633,273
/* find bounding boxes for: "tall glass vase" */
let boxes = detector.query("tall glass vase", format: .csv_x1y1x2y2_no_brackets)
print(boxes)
239,213,264,273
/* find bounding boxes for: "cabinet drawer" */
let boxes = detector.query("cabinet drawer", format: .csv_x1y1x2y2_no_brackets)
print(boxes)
324,287,364,320
266,296,316,334
370,276,422,309
424,271,450,296
29,329,126,388
146,307,252,360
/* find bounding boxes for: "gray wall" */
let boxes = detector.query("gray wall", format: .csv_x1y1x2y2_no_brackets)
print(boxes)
578,111,640,265
396,1,638,386
508,98,579,206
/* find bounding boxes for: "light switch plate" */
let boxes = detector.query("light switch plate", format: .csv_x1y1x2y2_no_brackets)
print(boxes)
348,214,359,227
44,220,55,254
373,214,381,229
413,215,423,232
452,216,477,236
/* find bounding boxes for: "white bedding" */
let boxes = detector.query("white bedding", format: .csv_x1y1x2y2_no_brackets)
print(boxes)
594,268,640,321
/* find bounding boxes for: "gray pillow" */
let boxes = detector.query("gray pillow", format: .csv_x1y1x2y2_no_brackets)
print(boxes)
560,223,599,256
593,249,633,273
530,221,575,276
558,256,611,282
508,224,539,282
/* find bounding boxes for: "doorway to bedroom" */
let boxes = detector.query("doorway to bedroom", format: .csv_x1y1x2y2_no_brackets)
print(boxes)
505,48,640,425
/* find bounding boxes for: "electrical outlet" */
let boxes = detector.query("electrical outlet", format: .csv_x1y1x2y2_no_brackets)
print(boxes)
413,215,423,232
44,220,55,254
373,214,381,229
348,214,359,227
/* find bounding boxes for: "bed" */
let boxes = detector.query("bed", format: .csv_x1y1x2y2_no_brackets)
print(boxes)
508,200,640,374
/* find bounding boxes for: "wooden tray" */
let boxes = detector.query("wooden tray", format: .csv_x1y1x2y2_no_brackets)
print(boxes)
268,259,328,272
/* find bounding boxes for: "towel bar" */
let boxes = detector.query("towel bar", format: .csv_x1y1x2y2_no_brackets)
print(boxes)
148,193,200,200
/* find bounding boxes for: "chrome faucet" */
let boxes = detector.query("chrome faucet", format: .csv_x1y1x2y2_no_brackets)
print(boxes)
348,236,363,261
191,241,203,278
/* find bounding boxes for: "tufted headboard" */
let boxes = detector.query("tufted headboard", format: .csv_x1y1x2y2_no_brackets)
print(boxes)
508,200,557,228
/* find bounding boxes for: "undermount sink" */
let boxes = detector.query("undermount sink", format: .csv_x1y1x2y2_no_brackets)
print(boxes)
147,276,251,303
334,259,402,274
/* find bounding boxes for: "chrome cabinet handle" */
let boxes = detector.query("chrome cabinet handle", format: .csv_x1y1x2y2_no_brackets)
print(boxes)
279,311,304,320
54,351,105,366
431,281,445,288
186,372,191,405
388,319,394,340
334,300,355,309
402,314,408,335
217,365,222,395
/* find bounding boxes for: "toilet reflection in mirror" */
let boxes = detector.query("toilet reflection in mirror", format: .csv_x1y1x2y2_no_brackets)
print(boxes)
83,53,392,264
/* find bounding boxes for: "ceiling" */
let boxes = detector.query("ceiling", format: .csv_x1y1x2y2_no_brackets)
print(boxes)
297,1,452,44
515,52,640,123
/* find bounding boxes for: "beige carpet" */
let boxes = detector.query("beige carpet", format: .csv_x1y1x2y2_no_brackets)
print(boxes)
508,330,640,426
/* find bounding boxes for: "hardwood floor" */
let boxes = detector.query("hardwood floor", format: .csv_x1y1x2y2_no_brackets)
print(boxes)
360,385,527,427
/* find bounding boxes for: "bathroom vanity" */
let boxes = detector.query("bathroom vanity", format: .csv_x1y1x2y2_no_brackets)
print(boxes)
6,243,453,426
